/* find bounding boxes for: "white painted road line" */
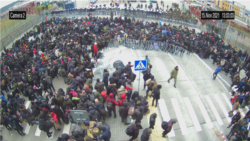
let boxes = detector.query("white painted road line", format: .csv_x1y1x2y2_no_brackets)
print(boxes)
214,95,231,123
195,97,213,129
24,124,31,134
25,101,31,109
205,95,223,125
62,122,71,134
158,99,175,137
35,126,41,137
183,97,202,132
171,98,188,135
222,93,236,115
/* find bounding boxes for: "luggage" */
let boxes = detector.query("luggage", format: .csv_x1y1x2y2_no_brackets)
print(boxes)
128,106,135,116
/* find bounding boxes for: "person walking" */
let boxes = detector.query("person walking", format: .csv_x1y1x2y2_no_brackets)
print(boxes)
226,122,241,140
227,112,241,128
103,69,109,90
140,128,152,141
152,85,162,107
149,113,157,129
126,121,142,141
213,64,222,80
168,66,179,88
145,75,157,99
125,80,133,101
118,101,129,125
162,119,177,137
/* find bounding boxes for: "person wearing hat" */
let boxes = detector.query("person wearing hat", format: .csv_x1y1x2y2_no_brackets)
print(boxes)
168,66,179,88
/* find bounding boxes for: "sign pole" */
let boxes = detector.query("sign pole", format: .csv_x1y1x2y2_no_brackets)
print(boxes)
138,71,140,92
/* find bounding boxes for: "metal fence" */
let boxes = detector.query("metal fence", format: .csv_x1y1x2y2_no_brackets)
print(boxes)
50,8,199,27
106,37,190,57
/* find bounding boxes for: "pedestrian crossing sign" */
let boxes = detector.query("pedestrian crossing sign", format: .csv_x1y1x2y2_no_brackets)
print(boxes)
134,60,147,71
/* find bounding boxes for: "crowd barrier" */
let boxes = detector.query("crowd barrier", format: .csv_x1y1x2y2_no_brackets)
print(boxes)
106,37,190,57
50,8,198,28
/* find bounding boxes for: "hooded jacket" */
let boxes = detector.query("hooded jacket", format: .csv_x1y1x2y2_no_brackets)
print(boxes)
149,113,157,126
170,68,178,78
106,93,119,108
99,125,111,141
152,87,160,99
140,128,151,141
63,98,75,110
102,71,109,85
86,78,93,89
94,91,104,103
119,101,129,118
107,83,117,96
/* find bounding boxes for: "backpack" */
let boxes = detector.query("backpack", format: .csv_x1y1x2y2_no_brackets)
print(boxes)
126,125,134,136
107,100,114,111
117,99,124,106
161,121,168,129
28,74,32,82
148,81,154,89
89,94,95,102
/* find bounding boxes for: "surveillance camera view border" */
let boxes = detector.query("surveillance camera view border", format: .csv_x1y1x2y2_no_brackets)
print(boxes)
1,0,250,141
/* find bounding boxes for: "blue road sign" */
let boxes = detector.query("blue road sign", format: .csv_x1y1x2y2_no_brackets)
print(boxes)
134,60,147,71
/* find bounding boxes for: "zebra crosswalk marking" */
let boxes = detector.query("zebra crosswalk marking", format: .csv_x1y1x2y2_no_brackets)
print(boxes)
205,95,223,125
214,95,231,123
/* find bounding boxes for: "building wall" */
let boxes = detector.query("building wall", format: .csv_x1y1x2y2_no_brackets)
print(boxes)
233,1,245,17
233,5,240,16
215,0,223,8
222,0,230,10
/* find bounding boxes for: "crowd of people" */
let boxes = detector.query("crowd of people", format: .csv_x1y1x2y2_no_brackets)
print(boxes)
1,1,250,140
0,9,180,140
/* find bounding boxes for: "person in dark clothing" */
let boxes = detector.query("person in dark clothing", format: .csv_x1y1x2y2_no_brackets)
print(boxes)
50,103,65,125
102,69,109,90
149,113,157,129
227,122,241,140
162,119,177,137
142,65,152,90
11,115,25,136
97,124,111,141
140,128,152,141
119,101,129,125
127,122,142,141
228,112,241,128
152,85,162,107
135,106,144,128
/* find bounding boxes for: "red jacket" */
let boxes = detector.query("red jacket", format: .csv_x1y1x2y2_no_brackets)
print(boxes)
106,93,119,108
33,48,37,55
93,45,98,53
51,112,58,123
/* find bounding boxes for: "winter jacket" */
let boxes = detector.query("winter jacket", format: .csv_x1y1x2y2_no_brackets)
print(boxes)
107,83,117,96
170,69,178,78
231,113,241,124
140,128,151,141
86,78,93,90
131,91,139,101
99,125,111,141
232,101,240,112
152,87,160,99
230,123,241,133
50,105,64,118
56,94,64,108
94,91,104,103
94,82,104,93
128,124,140,137
117,86,128,98
71,123,84,135
106,93,119,108
119,102,129,118
93,45,98,53
125,82,133,93
135,106,144,121
102,71,109,85
215,66,222,74
63,98,75,110
149,113,157,126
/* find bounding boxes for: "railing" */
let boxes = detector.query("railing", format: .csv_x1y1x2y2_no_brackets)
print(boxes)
50,8,199,27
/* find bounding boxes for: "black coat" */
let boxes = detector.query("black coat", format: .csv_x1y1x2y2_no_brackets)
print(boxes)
51,105,64,118
140,128,150,141
152,87,160,99
231,123,241,133
149,113,157,126
119,105,128,118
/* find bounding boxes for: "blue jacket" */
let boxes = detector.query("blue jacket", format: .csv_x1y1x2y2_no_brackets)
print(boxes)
215,66,222,74
1,95,7,103
99,125,111,141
